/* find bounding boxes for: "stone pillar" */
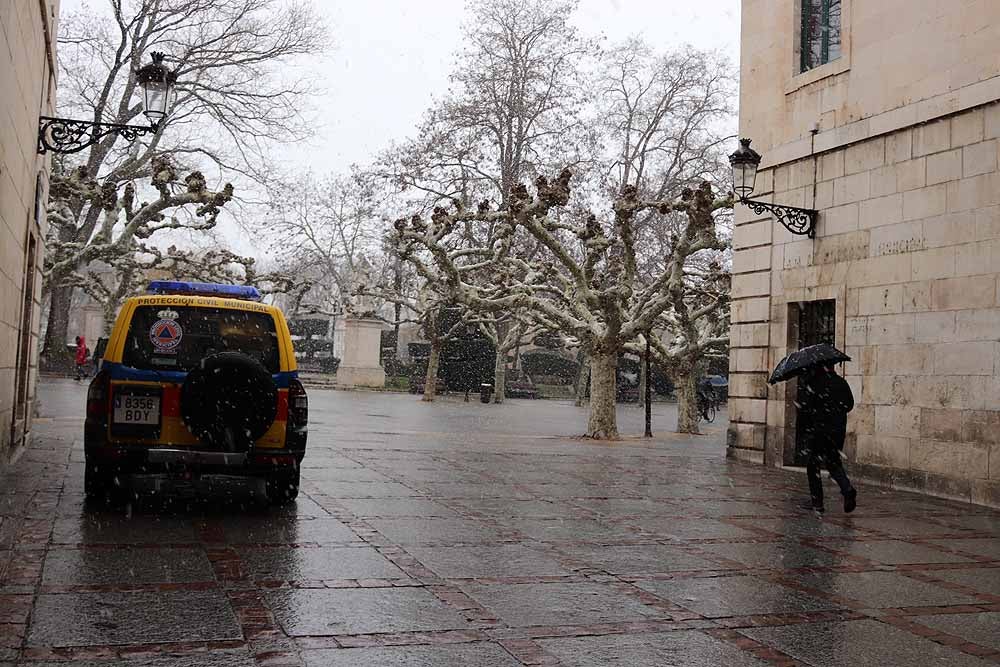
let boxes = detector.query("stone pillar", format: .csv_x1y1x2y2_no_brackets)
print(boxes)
726,166,775,466
334,318,386,389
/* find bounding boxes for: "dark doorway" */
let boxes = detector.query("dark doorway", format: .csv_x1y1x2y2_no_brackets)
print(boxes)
793,299,836,464
14,235,38,437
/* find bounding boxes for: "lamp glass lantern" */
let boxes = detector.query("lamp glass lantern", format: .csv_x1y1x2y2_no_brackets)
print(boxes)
136,52,177,127
728,138,762,201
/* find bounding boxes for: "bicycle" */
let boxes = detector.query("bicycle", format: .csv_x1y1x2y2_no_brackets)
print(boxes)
698,392,717,423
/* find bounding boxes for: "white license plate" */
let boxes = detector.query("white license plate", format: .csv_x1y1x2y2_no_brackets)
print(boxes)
113,393,160,425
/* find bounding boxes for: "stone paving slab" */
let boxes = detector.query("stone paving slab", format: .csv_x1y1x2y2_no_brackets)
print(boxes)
820,538,974,564
237,545,405,581
51,516,199,545
930,566,1000,596
406,545,572,578
4,382,1000,666
41,547,215,585
218,517,360,545
789,570,982,609
460,581,667,626
557,544,724,574
630,517,761,540
913,611,1000,651
538,631,771,667
366,518,508,545
504,518,637,542
331,499,461,518
27,591,241,647
453,498,572,518
564,497,684,516
742,619,995,667
301,643,522,666
706,540,847,569
16,651,256,667
304,481,423,498
266,588,474,636
637,575,840,618
929,538,1000,560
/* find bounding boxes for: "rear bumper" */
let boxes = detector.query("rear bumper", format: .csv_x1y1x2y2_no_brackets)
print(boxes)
86,418,305,470
85,441,303,473
146,449,248,466
128,473,267,497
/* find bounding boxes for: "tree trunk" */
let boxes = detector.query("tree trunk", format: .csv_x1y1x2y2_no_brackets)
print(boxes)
41,284,74,370
573,350,588,407
493,349,506,404
586,351,618,439
392,260,402,352
637,355,647,407
103,300,119,333
422,341,441,402
675,370,701,434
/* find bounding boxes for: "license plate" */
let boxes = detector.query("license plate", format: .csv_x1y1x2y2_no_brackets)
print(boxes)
113,393,160,425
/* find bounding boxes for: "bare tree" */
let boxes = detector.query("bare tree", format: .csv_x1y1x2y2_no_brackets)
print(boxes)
380,0,593,209
266,170,390,313
598,38,735,430
601,39,733,201
474,312,542,403
43,0,327,367
625,266,730,434
393,170,731,438
45,157,235,326
359,276,465,403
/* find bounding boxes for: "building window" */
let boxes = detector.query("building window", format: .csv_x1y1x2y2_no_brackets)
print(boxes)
800,0,842,73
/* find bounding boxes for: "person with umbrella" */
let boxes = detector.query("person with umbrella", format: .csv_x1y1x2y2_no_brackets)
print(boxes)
770,344,858,514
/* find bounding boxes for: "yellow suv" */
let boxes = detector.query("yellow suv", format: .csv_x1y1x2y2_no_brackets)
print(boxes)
84,281,308,504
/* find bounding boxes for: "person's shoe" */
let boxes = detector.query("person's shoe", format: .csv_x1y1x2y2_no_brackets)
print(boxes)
844,488,857,513
800,501,824,514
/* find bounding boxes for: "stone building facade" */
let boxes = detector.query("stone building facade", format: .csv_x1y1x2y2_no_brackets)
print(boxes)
1,0,59,462
729,0,1000,506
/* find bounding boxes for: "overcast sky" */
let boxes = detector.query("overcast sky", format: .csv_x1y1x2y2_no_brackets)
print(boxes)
59,0,741,256
284,0,741,174
61,0,740,172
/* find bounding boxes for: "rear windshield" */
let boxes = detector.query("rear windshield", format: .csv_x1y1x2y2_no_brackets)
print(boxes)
121,306,281,373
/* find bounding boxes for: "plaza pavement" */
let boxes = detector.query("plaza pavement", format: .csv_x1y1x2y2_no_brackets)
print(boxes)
0,378,998,666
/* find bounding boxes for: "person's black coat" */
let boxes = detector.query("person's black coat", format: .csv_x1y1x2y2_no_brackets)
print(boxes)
798,370,854,450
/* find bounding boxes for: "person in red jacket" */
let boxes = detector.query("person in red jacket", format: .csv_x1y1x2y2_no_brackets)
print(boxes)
74,335,88,381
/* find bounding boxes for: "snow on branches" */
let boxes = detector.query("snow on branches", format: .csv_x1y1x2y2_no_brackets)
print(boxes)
44,158,236,330
391,168,731,438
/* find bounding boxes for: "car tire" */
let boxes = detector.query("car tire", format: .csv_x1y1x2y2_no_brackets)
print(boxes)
84,461,123,505
266,468,300,505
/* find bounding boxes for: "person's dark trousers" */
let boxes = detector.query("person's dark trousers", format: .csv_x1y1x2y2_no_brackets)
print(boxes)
806,446,853,507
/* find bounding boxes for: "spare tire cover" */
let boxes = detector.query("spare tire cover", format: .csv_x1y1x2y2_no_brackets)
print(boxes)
181,352,278,449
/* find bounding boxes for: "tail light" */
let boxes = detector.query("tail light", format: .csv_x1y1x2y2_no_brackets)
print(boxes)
288,378,308,429
84,371,111,438
86,370,111,421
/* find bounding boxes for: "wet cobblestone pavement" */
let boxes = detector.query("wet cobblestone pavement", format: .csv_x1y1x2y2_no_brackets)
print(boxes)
1,379,998,665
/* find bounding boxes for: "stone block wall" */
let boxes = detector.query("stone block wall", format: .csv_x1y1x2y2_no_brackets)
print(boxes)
0,1,58,462
729,103,1000,507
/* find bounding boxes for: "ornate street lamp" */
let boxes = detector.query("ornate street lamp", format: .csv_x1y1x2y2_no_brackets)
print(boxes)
729,138,818,238
38,52,177,155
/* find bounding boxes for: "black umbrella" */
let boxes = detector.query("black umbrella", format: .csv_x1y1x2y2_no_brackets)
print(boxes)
768,343,851,384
